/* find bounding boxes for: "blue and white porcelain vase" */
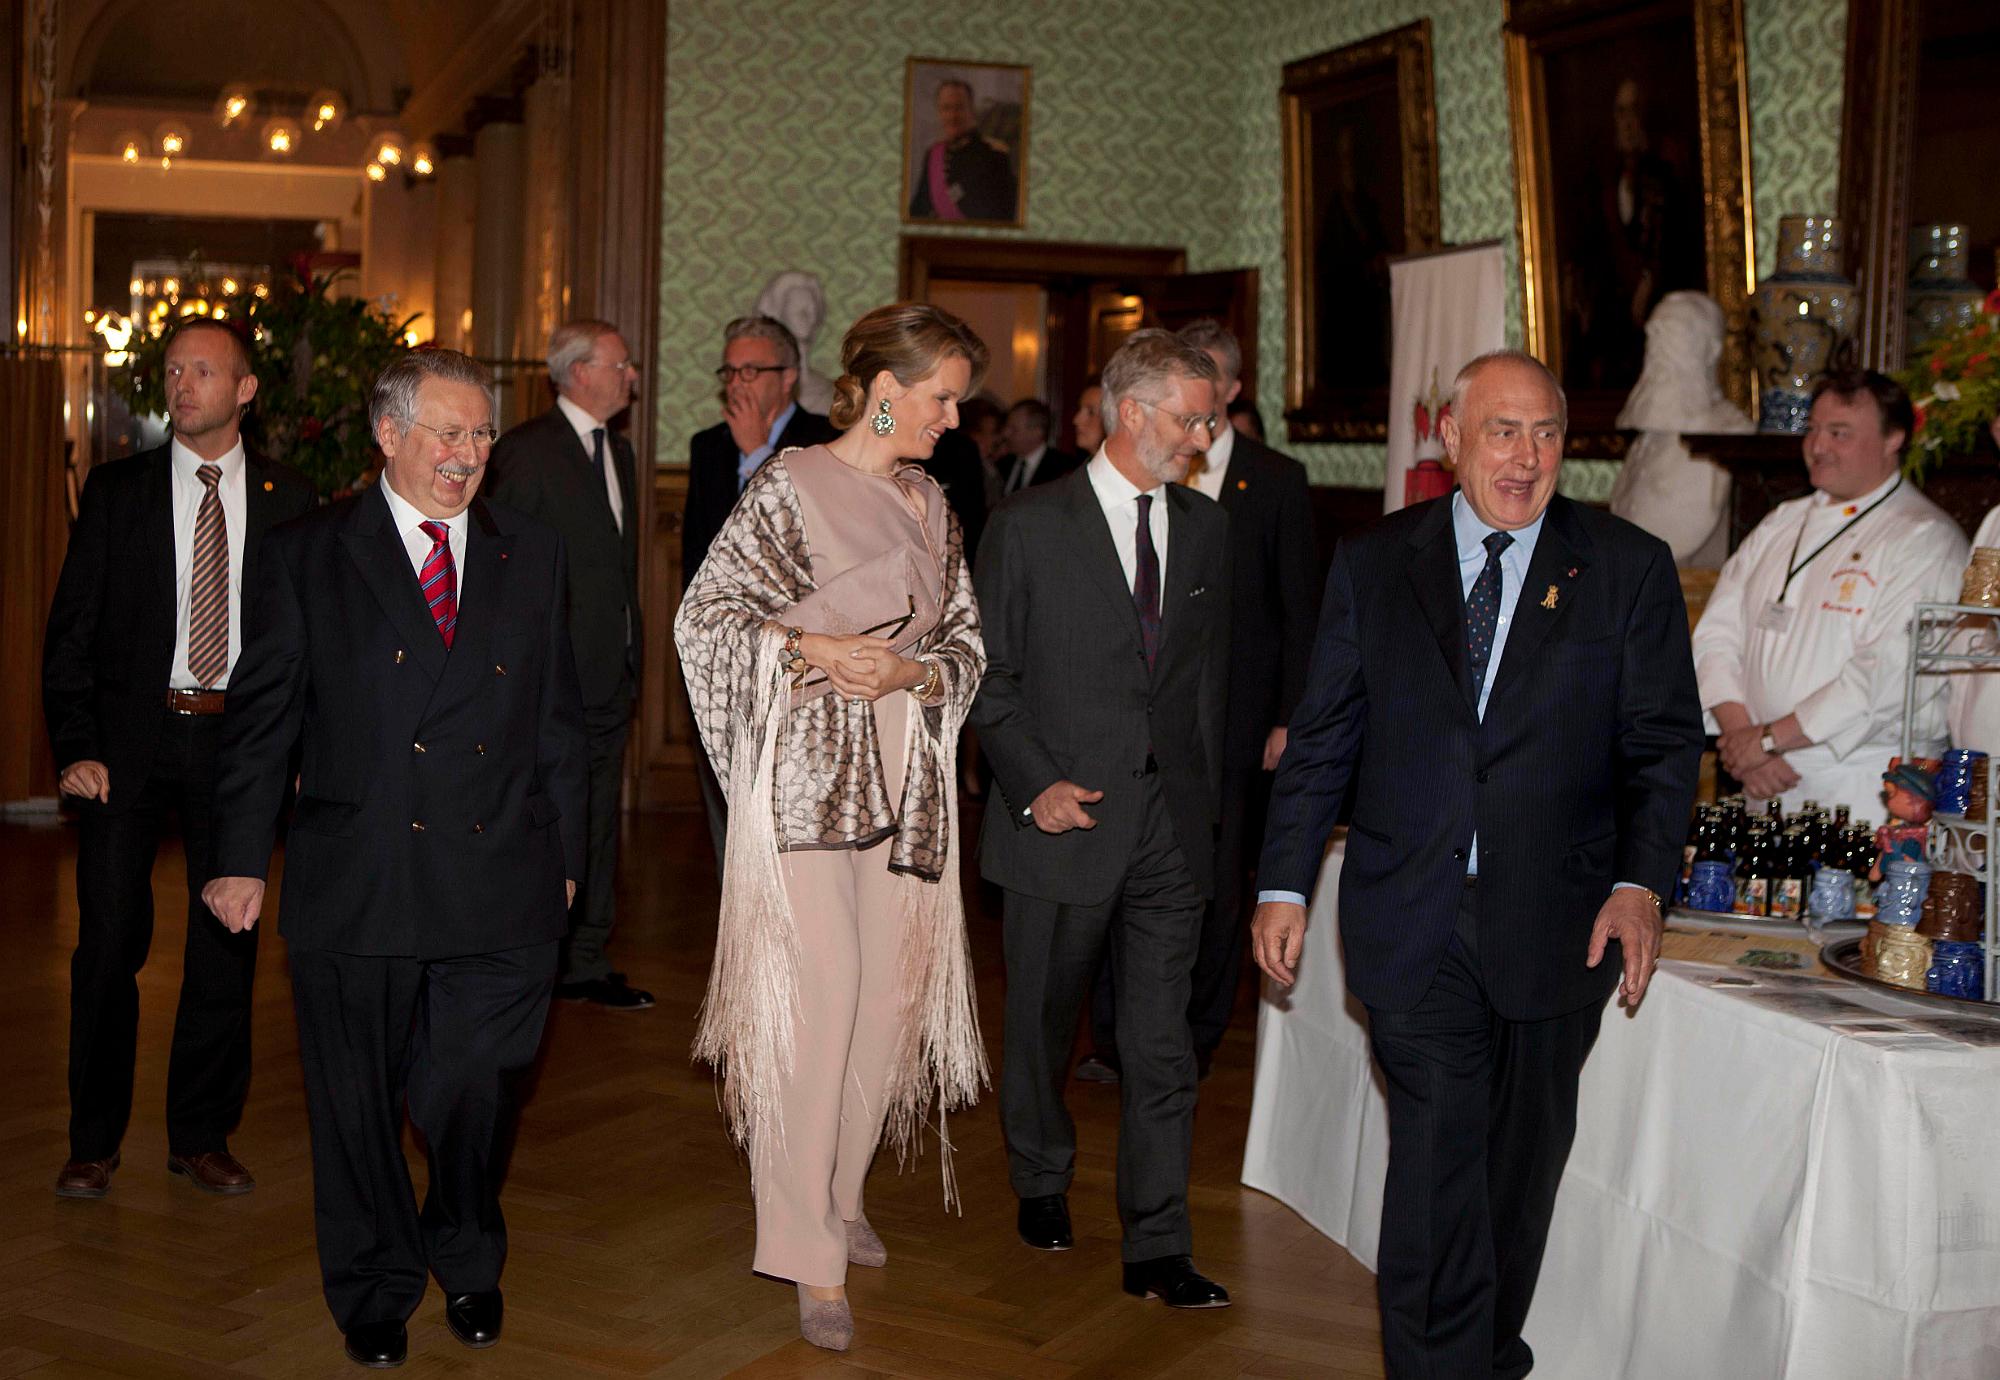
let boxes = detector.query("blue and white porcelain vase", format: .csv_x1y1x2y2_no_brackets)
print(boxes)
1907,223,1985,352
1751,215,1857,433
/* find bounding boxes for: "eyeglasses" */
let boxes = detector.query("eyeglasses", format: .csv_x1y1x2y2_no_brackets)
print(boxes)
409,421,499,450
1132,398,1218,437
582,357,639,374
714,363,790,383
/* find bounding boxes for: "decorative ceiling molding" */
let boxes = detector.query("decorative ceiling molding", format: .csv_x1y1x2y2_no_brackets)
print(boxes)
396,0,544,140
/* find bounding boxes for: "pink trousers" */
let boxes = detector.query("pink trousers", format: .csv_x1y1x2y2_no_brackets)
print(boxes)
753,691,910,1286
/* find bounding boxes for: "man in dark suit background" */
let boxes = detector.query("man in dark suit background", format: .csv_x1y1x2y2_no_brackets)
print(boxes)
485,319,649,1010
1079,321,1320,1084
205,349,587,1369
681,315,835,874
971,330,1233,1308
1252,350,1703,1378
42,318,314,1200
998,398,1080,497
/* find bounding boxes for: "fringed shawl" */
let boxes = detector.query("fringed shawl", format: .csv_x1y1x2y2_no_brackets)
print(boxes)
672,450,989,1206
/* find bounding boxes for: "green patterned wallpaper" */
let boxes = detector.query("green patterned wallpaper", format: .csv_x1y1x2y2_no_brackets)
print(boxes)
657,0,1849,499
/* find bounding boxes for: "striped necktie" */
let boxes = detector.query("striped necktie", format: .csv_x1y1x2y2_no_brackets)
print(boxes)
187,463,229,686
418,519,458,649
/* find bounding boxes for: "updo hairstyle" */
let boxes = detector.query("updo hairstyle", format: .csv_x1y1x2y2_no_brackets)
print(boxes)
829,303,990,429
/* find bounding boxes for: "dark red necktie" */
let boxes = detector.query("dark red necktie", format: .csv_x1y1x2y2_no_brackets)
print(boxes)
418,519,458,649
1133,494,1161,667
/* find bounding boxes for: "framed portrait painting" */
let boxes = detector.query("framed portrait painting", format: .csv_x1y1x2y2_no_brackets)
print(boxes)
1506,0,1754,449
1279,22,1441,445
902,57,1030,230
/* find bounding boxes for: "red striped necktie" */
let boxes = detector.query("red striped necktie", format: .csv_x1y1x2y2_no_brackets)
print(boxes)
418,519,458,649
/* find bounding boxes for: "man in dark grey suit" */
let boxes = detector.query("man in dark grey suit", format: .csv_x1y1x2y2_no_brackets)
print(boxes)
485,319,649,1009
971,330,1233,1308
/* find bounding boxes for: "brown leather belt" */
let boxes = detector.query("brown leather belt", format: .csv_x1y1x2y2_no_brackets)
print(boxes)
165,688,226,716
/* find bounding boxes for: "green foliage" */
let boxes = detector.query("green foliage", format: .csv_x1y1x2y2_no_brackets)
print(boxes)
112,268,416,497
1899,290,2000,482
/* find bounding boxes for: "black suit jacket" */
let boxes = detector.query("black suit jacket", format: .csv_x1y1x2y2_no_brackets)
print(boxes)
211,484,588,959
1000,446,1082,497
971,466,1231,906
681,406,837,589
1258,494,1703,1020
483,406,641,709
42,442,316,809
1215,434,1320,767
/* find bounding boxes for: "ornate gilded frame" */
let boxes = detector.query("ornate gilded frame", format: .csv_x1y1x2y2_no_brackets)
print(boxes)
900,57,1032,231
1280,21,1440,444
1505,0,1755,452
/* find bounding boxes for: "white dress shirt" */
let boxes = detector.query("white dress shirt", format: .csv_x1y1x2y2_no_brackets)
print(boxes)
556,393,625,533
168,437,248,690
1085,448,1169,592
1692,471,1967,814
1187,421,1233,502
380,477,470,605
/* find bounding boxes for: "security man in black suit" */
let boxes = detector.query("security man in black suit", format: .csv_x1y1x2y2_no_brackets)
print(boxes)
997,398,1082,497
1252,350,1703,1379
42,318,314,1200
205,349,587,1369
971,330,1233,1308
680,314,835,871
485,319,648,1010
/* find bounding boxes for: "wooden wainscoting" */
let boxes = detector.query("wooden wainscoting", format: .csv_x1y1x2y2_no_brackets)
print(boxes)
638,466,699,810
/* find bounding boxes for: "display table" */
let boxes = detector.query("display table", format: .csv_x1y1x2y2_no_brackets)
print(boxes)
1242,841,2000,1379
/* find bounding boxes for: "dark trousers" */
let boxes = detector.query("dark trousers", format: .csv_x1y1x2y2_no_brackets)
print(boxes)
1365,885,1603,1380
288,941,556,1331
692,704,727,889
1000,778,1203,1263
562,697,631,983
1090,764,1266,1063
69,712,257,1160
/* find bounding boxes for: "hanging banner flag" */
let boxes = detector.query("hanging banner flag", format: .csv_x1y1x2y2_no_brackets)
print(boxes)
1384,242,1507,513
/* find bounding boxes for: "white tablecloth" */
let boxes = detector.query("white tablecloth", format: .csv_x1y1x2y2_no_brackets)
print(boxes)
1241,842,2000,1379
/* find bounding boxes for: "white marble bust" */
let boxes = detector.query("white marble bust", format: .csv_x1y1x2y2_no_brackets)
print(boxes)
753,270,835,416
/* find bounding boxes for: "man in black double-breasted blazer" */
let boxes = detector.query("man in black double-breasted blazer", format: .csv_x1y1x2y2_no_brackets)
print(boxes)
42,319,314,1200
680,315,836,875
971,330,1233,1309
206,349,586,1370
1253,351,1703,1379
485,319,648,1009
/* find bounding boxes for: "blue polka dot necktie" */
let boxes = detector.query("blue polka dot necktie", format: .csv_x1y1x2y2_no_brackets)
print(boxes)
1464,530,1513,700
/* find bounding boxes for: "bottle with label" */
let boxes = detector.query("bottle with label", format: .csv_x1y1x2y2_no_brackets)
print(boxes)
1676,806,1710,905
1847,822,1876,911
1736,824,1773,916
1771,827,1808,920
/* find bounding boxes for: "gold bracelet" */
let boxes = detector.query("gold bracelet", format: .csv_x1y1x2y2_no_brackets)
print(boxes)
912,658,941,702
782,625,807,679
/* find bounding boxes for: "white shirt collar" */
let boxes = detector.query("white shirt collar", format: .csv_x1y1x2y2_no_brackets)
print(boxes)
379,474,468,539
1086,446,1162,510
556,393,607,449
1205,422,1235,471
1811,469,1901,513
170,435,246,477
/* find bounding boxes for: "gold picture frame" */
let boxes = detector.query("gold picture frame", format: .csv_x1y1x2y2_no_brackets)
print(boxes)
1280,21,1441,444
1505,0,1755,451
901,57,1031,230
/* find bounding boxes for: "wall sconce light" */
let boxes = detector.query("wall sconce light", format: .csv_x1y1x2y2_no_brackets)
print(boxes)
365,162,387,182
215,84,254,128
155,120,191,169
114,130,146,164
409,141,437,178
263,117,301,157
307,89,345,133
373,131,406,168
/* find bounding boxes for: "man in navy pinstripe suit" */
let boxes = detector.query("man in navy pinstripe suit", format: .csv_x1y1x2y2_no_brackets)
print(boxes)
1251,350,1703,1379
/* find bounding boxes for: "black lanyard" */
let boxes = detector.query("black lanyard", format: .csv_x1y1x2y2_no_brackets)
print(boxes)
1778,478,1901,605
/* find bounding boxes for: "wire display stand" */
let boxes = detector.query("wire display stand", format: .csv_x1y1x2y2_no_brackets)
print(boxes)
1903,601,1999,1000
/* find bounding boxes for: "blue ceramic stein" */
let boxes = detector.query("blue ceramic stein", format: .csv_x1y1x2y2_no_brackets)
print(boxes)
1936,748,1986,816
1808,868,1856,921
1686,860,1735,913
1926,940,1985,999
1876,857,1932,927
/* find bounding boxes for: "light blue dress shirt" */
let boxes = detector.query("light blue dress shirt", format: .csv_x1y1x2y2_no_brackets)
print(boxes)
737,400,799,492
1257,493,1545,908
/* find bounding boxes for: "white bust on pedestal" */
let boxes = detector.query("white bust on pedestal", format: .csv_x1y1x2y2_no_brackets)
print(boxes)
753,270,835,416
1610,290,1751,568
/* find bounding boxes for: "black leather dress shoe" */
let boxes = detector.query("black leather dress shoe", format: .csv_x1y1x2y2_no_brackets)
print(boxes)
445,1290,503,1348
1122,1255,1231,1308
1017,1193,1073,1250
556,972,654,1009
342,1319,407,1368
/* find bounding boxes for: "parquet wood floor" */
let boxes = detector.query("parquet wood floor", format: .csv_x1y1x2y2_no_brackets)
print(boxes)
0,806,1383,1378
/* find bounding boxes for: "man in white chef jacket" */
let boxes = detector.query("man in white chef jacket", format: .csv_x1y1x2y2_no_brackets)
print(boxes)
1693,368,1967,816
1947,415,2000,756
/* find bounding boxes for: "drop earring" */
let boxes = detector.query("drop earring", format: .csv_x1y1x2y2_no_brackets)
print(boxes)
871,396,895,437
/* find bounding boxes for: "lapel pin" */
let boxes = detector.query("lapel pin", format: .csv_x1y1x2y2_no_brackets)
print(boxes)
1236,478,1248,490
1541,584,1560,610
499,552,508,561
262,480,274,491
1566,566,1578,578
